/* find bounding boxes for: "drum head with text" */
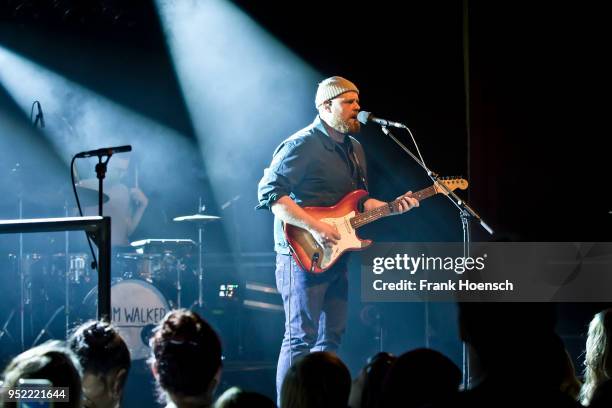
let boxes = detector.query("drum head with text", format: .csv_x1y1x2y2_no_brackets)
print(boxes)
110,279,169,360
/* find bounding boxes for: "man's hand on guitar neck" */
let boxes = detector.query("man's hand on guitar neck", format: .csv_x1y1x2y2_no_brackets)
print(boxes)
395,191,420,214
363,191,419,214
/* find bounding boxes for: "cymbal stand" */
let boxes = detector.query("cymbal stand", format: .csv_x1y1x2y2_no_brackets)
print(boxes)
13,161,34,350
32,305,64,347
64,200,71,338
0,310,16,343
197,197,204,308
18,190,25,350
176,253,182,308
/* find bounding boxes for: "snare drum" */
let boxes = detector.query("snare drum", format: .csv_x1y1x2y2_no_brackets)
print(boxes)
84,279,169,360
114,251,196,308
115,252,166,282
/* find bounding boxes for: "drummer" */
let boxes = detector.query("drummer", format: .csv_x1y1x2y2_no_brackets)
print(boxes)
80,156,148,250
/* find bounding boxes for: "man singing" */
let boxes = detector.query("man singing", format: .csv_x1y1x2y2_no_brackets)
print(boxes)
256,76,419,399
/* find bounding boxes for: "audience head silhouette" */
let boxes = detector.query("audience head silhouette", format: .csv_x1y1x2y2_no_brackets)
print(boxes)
149,309,223,408
382,348,460,408
581,308,612,405
281,351,351,408
69,319,131,408
349,352,396,408
1,340,82,408
214,386,276,408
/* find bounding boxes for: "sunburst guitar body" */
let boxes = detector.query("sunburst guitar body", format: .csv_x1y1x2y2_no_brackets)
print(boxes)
284,177,468,273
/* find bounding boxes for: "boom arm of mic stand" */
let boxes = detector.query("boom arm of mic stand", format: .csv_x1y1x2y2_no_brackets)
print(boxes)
380,126,437,178
380,126,493,235
438,184,494,235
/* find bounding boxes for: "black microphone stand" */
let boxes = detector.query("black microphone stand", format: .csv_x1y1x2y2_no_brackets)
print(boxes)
95,155,111,217
71,151,114,275
379,125,493,389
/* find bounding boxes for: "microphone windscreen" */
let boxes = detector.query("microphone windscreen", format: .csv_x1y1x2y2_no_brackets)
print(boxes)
357,111,372,125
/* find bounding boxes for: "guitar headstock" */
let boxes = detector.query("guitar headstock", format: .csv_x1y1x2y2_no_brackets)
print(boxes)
433,176,468,195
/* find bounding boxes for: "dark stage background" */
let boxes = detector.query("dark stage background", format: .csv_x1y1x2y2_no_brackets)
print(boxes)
0,0,608,403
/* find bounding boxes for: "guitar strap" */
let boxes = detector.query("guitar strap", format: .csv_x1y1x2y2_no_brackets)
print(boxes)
349,138,369,192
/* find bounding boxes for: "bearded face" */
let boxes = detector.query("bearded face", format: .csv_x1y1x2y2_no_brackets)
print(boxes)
327,111,361,134
322,91,361,134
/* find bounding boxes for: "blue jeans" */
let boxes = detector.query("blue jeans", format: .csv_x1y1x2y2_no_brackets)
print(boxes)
275,253,349,401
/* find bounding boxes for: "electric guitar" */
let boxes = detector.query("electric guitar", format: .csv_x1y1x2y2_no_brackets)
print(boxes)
284,177,468,273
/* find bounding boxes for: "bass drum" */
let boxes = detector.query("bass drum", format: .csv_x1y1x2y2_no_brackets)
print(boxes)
83,279,169,360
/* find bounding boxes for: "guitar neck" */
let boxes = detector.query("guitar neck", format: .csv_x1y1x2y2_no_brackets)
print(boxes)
351,185,437,229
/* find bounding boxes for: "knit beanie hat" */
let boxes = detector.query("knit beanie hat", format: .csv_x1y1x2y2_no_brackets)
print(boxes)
315,76,359,107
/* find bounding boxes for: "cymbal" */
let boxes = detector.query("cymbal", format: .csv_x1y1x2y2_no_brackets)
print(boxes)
130,238,197,255
130,238,197,248
173,214,221,223
75,185,110,207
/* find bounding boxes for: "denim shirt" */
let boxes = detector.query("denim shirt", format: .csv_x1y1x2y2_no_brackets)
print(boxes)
256,116,368,254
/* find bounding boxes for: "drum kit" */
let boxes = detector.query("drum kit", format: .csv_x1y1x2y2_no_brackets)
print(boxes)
2,183,222,360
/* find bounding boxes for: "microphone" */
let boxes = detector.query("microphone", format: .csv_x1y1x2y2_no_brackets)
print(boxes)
357,111,406,129
75,145,132,158
36,102,45,128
